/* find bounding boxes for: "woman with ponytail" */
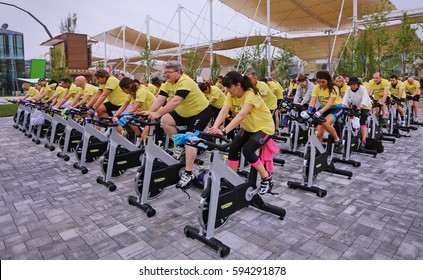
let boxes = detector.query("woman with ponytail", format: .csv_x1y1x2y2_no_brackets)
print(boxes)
114,77,156,143
307,70,343,152
207,71,275,195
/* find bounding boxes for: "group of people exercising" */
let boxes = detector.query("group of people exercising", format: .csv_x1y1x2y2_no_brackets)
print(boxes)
16,61,421,195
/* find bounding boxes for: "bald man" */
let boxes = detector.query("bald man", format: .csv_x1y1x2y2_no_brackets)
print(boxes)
69,76,99,108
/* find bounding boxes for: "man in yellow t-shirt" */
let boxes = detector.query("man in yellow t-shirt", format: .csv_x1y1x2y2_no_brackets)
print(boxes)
70,76,99,108
32,78,56,101
368,72,390,126
53,78,82,108
389,74,406,125
147,61,212,190
404,76,421,121
17,83,40,102
87,69,127,118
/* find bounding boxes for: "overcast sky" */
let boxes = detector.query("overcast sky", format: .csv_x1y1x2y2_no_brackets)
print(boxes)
1,0,422,60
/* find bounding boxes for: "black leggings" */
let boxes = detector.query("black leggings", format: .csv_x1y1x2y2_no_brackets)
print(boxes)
228,129,271,164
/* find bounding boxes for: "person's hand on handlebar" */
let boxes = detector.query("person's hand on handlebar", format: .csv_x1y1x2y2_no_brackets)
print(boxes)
207,127,224,135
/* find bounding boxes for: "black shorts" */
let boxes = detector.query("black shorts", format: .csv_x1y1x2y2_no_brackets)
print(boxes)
321,107,343,122
103,102,121,116
412,95,420,102
360,109,370,126
169,106,212,133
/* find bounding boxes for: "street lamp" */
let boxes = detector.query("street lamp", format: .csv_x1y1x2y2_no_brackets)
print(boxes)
0,2,53,39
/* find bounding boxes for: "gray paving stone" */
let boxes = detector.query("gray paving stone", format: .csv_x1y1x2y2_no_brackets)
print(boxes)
1,116,423,259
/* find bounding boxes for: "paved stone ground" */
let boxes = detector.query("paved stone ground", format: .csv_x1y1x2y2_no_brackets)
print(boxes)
0,116,422,260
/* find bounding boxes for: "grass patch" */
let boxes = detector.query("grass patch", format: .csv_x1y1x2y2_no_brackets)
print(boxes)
0,104,18,117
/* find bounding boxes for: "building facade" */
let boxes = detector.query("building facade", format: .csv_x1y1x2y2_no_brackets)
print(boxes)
0,26,25,96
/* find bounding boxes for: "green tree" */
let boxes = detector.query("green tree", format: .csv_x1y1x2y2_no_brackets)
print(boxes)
210,54,220,84
273,42,295,79
49,47,70,81
184,50,202,79
235,36,267,77
59,12,77,33
139,40,156,82
391,12,421,76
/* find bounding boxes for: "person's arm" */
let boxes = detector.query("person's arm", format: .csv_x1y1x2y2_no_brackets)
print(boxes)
301,83,314,105
92,88,111,110
54,92,73,108
112,100,130,120
293,85,302,103
379,86,389,104
415,87,421,96
86,90,102,108
129,101,141,113
341,90,350,107
210,105,231,130
148,95,182,120
146,94,166,113
222,103,252,134
69,93,82,107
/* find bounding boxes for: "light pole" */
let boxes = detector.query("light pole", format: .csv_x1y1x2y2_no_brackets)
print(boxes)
0,2,53,39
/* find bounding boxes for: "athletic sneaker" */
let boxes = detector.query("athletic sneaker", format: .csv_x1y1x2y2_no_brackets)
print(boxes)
259,175,274,195
358,141,366,152
334,139,343,153
176,171,195,190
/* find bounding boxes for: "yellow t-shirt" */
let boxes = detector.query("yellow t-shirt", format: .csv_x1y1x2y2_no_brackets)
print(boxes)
337,84,348,99
125,85,156,112
224,89,275,135
160,73,209,118
55,86,68,101
256,81,277,110
390,81,406,99
27,87,39,97
368,78,390,100
312,85,342,107
100,76,127,106
81,84,99,103
404,80,421,95
41,83,55,99
147,83,156,94
208,86,225,109
215,81,225,91
268,81,283,100
67,83,82,101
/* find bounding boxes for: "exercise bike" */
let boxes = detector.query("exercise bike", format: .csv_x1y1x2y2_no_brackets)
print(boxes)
73,116,111,174
279,99,307,157
128,119,191,217
287,110,353,197
184,133,286,257
96,114,145,191
56,107,88,161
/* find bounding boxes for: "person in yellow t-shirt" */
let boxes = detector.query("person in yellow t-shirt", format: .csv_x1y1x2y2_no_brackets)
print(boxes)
389,74,406,125
404,76,421,121
198,81,225,121
17,83,40,102
53,78,82,109
87,69,127,118
32,78,56,102
245,73,278,130
334,76,348,99
146,61,212,190
368,72,390,126
70,76,99,108
111,77,157,143
207,71,275,195
150,77,162,96
265,77,284,131
308,70,343,152
45,85,67,107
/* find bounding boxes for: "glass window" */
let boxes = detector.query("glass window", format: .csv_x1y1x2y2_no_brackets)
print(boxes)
0,35,5,58
15,35,24,58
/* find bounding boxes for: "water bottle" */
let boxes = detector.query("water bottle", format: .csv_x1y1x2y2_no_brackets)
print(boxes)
300,111,313,123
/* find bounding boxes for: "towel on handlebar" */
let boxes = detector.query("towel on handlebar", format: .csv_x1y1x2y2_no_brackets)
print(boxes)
172,130,200,146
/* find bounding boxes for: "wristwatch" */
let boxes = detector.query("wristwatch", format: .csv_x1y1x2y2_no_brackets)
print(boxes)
221,128,227,136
